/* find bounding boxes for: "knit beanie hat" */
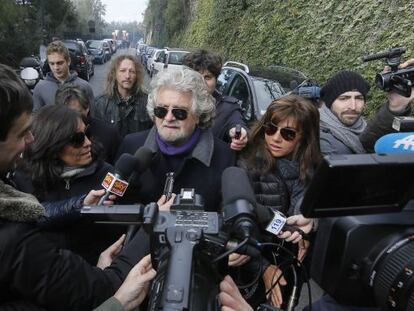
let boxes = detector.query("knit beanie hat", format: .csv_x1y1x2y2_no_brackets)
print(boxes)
320,70,370,108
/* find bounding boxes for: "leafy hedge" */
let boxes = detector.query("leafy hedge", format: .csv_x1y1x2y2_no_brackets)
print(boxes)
159,0,414,115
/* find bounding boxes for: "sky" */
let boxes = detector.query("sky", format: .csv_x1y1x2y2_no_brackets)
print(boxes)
101,0,148,23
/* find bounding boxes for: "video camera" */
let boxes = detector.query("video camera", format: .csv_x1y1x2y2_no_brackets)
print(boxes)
362,47,414,97
301,153,414,310
81,167,291,311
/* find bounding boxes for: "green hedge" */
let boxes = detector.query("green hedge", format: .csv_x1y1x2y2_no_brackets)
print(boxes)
149,0,414,115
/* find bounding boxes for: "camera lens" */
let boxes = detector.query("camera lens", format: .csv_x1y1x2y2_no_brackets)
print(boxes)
367,233,414,311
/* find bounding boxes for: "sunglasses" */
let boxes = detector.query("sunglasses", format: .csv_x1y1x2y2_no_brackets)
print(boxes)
68,126,90,148
154,106,188,121
263,122,298,141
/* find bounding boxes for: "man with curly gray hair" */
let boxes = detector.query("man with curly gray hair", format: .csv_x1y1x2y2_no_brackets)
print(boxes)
116,68,236,211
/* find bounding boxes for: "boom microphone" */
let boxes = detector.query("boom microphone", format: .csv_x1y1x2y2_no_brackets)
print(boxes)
97,153,138,205
374,132,414,154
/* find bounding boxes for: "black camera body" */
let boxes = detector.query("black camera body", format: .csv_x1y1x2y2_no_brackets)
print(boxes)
301,153,414,310
363,47,414,97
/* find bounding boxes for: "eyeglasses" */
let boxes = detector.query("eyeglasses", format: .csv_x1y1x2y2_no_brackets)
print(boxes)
68,126,90,148
263,122,298,141
154,106,188,121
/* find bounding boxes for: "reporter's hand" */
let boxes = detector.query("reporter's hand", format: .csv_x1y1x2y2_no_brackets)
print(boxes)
400,58,414,69
262,264,287,307
228,253,250,267
113,255,156,311
219,275,253,311
157,193,176,211
229,127,248,151
277,215,313,244
83,189,116,205
387,90,414,112
297,239,310,262
97,234,125,269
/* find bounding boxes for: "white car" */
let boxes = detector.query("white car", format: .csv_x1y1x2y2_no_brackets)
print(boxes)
147,48,164,75
152,48,190,77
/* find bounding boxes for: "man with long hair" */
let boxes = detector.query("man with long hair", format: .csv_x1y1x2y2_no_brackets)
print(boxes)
91,54,152,137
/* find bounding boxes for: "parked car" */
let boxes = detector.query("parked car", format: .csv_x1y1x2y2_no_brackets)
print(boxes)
148,49,165,77
142,46,155,69
217,61,308,123
103,38,116,54
152,48,190,77
86,40,111,64
62,39,94,81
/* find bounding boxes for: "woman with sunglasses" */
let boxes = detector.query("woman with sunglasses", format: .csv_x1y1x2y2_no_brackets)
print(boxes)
237,94,322,308
14,105,124,264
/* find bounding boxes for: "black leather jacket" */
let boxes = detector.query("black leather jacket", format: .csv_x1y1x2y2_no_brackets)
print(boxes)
91,91,153,137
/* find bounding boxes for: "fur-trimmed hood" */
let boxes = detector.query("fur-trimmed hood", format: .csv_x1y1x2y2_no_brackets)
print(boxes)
0,179,44,222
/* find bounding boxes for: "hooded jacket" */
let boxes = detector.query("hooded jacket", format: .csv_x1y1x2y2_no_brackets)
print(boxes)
32,71,94,112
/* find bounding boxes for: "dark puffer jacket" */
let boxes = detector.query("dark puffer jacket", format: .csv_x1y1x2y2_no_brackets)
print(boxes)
0,179,140,311
239,157,303,217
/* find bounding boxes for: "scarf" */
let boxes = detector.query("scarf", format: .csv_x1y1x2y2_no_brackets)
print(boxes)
319,104,366,154
156,128,201,156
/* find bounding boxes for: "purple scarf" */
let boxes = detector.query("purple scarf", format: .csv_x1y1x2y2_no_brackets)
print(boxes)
156,128,201,155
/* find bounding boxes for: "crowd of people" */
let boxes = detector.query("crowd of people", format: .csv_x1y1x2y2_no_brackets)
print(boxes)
0,39,413,311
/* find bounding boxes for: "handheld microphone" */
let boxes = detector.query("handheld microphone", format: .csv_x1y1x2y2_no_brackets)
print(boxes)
133,146,153,173
221,167,257,239
124,147,153,244
255,205,307,239
374,132,414,154
163,172,175,201
97,153,137,205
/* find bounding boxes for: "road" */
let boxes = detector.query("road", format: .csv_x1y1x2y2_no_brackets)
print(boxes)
88,47,323,311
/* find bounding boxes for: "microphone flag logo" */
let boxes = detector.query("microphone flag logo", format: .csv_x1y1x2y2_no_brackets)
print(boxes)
394,135,414,151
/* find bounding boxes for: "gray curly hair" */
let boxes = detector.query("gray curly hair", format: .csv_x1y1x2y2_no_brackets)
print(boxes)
147,68,216,129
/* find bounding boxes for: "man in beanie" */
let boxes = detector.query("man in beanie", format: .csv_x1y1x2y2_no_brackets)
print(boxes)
319,69,413,155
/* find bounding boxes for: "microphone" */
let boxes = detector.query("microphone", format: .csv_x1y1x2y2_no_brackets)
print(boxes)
374,132,414,153
133,146,153,173
124,147,153,244
221,167,257,239
97,153,138,205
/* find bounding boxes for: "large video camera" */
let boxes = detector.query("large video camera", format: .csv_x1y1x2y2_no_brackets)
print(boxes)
362,47,414,97
81,167,290,311
301,153,414,310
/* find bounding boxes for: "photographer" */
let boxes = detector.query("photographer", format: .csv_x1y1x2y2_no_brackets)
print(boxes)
319,68,413,155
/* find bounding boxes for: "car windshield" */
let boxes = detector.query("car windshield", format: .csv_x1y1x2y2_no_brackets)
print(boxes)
168,52,188,65
87,41,102,49
62,42,79,52
252,77,286,116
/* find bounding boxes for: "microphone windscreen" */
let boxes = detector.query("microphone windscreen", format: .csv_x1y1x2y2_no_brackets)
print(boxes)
221,167,256,206
114,153,138,180
134,146,153,173
374,132,414,154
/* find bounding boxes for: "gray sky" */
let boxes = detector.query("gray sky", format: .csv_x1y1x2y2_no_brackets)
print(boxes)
101,0,148,23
